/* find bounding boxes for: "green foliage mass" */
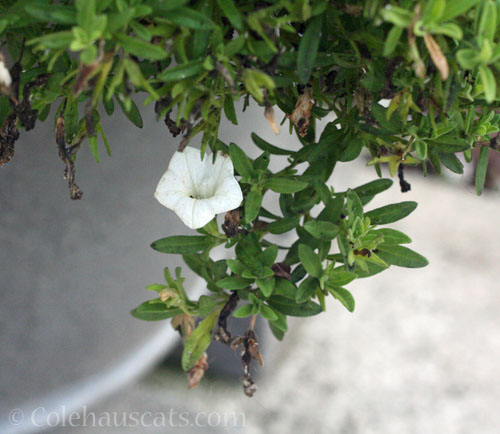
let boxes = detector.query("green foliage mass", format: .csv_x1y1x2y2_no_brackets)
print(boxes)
1,0,499,394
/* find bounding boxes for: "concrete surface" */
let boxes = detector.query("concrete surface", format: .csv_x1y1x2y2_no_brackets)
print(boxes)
42,107,500,434
2,100,500,433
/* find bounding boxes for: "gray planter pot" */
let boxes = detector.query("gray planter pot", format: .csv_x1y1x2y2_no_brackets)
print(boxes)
0,106,201,433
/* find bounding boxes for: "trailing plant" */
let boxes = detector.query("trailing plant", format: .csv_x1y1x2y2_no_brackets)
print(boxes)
1,0,498,395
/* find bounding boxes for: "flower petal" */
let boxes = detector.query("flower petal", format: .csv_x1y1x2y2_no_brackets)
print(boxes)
209,175,243,214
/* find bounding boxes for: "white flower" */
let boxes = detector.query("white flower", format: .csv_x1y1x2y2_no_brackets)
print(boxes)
0,58,12,88
154,146,243,229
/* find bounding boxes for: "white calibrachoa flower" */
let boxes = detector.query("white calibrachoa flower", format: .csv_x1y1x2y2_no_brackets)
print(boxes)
0,56,12,89
154,146,243,229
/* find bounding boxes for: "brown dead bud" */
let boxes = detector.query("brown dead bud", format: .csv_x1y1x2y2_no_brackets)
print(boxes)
264,105,280,135
423,33,449,81
272,262,291,279
172,313,195,340
187,353,208,389
354,248,372,257
73,61,99,96
223,208,241,238
287,87,314,137
159,288,177,302
251,219,268,232
214,292,239,344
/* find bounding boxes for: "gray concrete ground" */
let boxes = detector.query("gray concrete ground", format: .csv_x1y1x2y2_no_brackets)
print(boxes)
52,115,500,433
2,101,500,433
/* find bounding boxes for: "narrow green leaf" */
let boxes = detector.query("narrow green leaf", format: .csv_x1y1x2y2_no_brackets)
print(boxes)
297,14,323,84
157,59,205,81
116,97,143,128
383,25,403,57
368,228,412,245
327,270,358,286
168,7,216,30
439,0,481,22
216,0,244,30
131,300,182,321
115,34,167,60
251,132,294,155
327,285,355,312
216,276,253,290
475,146,489,195
295,276,318,303
266,216,300,234
479,65,496,103
304,221,339,240
365,201,418,225
229,143,253,178
438,152,464,174
245,190,263,223
376,245,429,268
182,310,218,371
265,177,308,194
151,235,212,254
233,304,253,318
256,278,275,297
298,244,322,278
223,96,238,125
235,233,264,275
267,295,322,317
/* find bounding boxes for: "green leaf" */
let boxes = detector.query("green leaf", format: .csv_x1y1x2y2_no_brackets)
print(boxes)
229,142,253,178
182,310,218,371
115,34,167,61
380,6,413,27
297,14,323,84
327,286,355,312
265,177,308,194
236,233,264,275
327,270,358,286
251,132,294,155
478,0,497,41
262,245,278,266
223,96,238,125
245,190,262,224
298,244,322,278
131,300,182,321
266,216,300,234
233,303,253,318
260,304,278,321
376,245,429,268
151,235,213,254
168,7,216,30
295,276,318,303
256,278,275,297
365,201,418,225
226,259,245,275
268,295,322,317
479,65,496,103
216,276,253,290
369,228,412,245
116,96,143,128
216,0,244,30
439,0,481,22
438,152,464,174
353,179,393,205
24,3,77,25
304,221,339,240
383,25,403,57
475,146,489,196
157,59,205,81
